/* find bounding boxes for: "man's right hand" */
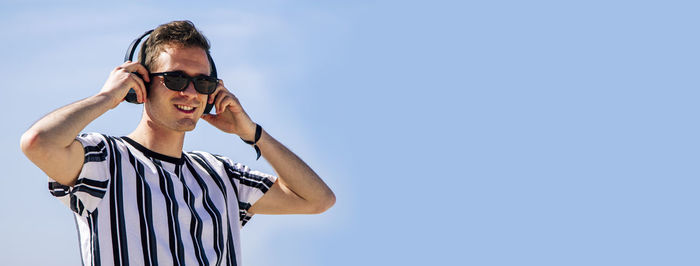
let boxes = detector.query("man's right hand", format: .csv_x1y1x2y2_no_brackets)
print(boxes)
20,61,150,186
99,61,150,108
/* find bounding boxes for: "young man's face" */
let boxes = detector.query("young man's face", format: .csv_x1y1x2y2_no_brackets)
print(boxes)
144,45,211,132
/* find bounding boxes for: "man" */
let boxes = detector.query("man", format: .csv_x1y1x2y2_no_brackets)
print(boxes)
20,20,335,266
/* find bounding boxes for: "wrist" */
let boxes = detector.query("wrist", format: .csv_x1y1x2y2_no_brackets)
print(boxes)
94,92,121,109
240,123,263,160
239,121,258,141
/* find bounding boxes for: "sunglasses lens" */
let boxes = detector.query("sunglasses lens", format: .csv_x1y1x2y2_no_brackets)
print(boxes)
163,75,189,91
194,78,217,94
157,72,217,94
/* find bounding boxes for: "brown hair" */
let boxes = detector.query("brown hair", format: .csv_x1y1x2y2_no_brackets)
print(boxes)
138,20,211,72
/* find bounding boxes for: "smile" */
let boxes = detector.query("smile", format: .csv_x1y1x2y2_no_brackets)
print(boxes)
175,104,196,113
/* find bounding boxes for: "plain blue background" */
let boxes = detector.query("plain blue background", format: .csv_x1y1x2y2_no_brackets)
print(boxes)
2,1,698,265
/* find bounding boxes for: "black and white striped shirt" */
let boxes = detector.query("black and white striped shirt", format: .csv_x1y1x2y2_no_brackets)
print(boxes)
48,133,276,266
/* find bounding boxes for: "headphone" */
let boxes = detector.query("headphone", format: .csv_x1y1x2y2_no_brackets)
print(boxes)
123,29,216,114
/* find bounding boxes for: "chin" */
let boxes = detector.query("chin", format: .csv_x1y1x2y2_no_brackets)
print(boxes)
175,119,198,131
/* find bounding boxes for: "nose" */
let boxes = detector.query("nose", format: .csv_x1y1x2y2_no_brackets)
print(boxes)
179,81,198,98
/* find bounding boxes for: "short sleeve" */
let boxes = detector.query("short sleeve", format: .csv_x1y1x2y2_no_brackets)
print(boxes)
48,133,111,217
213,155,277,227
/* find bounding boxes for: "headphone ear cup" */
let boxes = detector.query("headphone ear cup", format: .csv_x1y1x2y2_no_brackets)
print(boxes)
204,99,214,114
204,52,216,115
125,89,139,103
124,29,153,104
124,73,150,104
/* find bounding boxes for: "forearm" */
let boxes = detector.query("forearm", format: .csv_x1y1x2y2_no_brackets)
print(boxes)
23,93,113,149
256,129,335,210
22,61,149,152
199,83,334,213
21,93,116,186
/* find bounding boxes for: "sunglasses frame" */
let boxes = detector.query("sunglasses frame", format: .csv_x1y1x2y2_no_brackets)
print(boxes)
150,71,219,95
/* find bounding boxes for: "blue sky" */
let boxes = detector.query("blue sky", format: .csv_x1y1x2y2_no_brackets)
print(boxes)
2,1,699,265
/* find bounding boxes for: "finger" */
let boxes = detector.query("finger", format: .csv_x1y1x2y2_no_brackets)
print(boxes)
227,95,244,114
118,61,138,72
201,113,219,124
119,61,133,68
128,73,147,103
218,79,226,93
130,63,150,83
120,61,150,82
220,97,237,115
210,80,227,104
209,89,219,104
216,92,240,114
215,94,230,114
201,113,214,120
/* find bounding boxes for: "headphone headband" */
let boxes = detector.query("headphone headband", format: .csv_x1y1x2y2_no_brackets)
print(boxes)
123,28,217,114
124,30,153,63
123,29,217,78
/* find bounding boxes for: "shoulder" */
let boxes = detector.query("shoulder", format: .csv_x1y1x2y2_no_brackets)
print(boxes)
186,150,217,161
74,132,125,155
76,132,120,145
185,150,230,168
185,151,253,176
77,132,114,139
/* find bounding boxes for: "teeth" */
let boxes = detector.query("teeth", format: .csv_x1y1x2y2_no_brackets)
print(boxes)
176,105,194,111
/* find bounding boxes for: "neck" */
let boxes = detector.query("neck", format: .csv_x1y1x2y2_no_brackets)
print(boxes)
127,116,186,159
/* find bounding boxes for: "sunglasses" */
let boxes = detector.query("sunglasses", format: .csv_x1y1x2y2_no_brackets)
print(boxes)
150,71,218,95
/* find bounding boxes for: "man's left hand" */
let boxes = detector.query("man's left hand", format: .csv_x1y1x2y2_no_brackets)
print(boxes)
201,80,257,140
